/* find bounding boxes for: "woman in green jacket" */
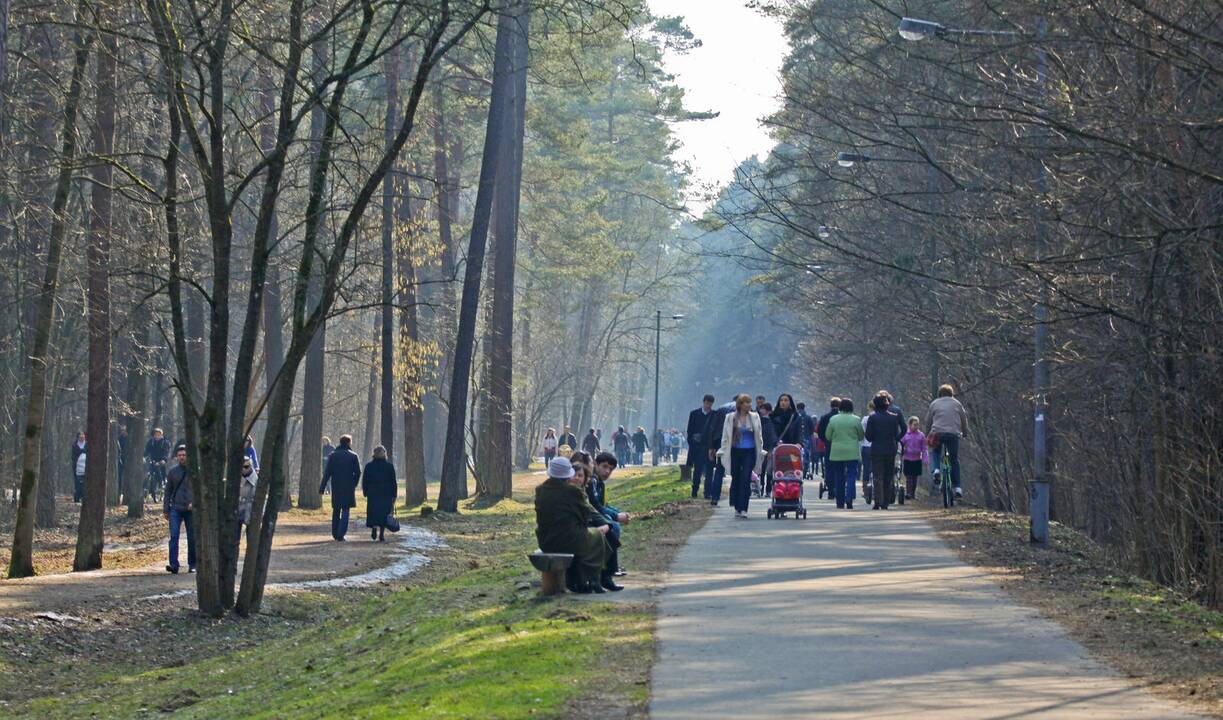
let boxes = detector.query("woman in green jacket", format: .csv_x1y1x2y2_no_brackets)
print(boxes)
824,399,864,509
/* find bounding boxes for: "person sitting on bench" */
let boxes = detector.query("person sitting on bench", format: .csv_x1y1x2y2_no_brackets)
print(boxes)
535,456,612,594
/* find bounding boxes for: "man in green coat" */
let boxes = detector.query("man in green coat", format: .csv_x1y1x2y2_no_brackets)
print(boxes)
535,457,610,594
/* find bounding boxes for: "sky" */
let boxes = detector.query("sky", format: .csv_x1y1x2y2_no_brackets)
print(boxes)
646,0,789,210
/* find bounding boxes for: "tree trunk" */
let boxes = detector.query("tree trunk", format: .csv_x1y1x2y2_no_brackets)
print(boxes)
123,320,149,518
439,8,521,512
8,3,90,577
74,4,117,572
397,169,427,507
363,313,379,455
379,43,400,458
481,7,529,499
297,37,328,511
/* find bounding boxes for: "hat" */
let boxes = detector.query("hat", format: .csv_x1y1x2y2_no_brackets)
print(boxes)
548,456,575,480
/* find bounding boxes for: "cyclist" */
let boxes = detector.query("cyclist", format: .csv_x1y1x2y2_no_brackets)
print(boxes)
925,384,969,498
143,427,172,502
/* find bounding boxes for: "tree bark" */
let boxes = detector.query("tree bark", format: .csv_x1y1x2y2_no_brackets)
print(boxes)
439,8,522,512
74,3,118,571
9,5,90,577
397,169,427,507
297,36,328,511
481,7,529,499
379,43,399,458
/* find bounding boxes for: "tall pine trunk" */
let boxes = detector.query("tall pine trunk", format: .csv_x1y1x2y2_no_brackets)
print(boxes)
74,4,118,571
439,8,522,512
481,7,529,499
8,2,90,577
397,168,427,507
379,44,399,457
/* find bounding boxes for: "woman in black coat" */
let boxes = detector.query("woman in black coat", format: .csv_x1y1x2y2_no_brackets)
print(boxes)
361,445,398,541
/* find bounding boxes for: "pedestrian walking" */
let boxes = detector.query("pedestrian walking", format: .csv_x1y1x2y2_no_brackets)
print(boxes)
816,398,841,483
824,399,864,509
320,434,361,541
668,428,682,462
362,445,398,542
860,412,873,503
321,436,336,494
718,394,766,518
612,425,631,467
542,428,558,466
925,384,970,498
864,394,905,509
243,435,260,472
900,417,928,500
163,445,196,573
557,426,578,454
686,395,716,498
71,432,87,502
238,456,259,526
631,426,649,465
796,402,814,478
582,428,601,455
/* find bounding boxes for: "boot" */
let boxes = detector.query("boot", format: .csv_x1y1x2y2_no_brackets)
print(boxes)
600,573,624,592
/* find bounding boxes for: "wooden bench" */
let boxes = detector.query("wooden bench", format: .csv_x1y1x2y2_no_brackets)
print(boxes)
528,551,574,596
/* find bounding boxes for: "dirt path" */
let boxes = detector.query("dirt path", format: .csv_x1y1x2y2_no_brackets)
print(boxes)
649,496,1206,719
0,510,428,615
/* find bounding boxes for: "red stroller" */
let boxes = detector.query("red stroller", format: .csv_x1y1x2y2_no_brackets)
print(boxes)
767,443,807,519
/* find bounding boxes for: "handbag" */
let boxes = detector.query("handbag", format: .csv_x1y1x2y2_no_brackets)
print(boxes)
385,514,401,533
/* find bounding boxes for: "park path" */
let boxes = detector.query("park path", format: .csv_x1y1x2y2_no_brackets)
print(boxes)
0,512,439,615
649,497,1203,719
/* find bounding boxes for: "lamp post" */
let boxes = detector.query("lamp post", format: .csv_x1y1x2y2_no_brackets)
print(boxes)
653,310,685,466
899,15,1051,547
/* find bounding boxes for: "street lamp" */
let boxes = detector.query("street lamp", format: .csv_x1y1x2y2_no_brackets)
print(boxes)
653,311,684,466
836,152,869,168
899,14,1052,548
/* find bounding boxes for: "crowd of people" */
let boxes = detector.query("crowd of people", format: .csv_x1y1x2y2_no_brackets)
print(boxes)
678,385,969,516
540,423,686,469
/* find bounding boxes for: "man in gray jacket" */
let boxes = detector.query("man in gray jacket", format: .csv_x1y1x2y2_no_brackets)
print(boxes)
925,384,969,497
163,445,195,573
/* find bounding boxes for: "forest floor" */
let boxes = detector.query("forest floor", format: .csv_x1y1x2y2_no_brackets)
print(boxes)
0,464,708,718
927,504,1223,718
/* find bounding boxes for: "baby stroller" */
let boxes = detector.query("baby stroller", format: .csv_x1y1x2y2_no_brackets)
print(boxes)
767,443,807,519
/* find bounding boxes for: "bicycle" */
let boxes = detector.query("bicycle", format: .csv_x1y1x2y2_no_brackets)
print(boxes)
935,444,954,508
145,460,166,503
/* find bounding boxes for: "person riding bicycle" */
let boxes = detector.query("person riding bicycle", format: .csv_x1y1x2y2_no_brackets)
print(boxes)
143,428,172,502
925,384,969,498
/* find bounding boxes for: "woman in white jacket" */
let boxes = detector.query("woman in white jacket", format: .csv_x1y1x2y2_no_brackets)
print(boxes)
719,394,767,518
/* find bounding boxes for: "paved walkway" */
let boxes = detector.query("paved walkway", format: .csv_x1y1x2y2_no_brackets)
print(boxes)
650,497,1202,719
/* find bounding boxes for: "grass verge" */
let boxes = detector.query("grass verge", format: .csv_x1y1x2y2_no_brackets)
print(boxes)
6,466,707,719
928,507,1223,717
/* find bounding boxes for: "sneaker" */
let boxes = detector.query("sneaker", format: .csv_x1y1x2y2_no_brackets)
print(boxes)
954,486,963,498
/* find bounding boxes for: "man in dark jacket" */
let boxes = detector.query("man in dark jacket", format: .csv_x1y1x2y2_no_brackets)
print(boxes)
705,401,736,505
558,426,577,452
686,394,715,498
796,402,814,478
816,397,841,480
320,434,361,541
163,445,195,574
535,457,610,594
144,428,171,502
864,395,906,509
587,452,629,589
581,428,600,455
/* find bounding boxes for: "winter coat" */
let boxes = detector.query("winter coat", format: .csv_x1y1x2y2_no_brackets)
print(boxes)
631,431,649,452
244,445,260,472
816,410,837,443
143,436,170,463
760,415,780,451
718,411,766,477
238,470,259,524
163,463,193,514
865,409,906,457
798,411,815,445
362,458,398,528
612,432,630,452
771,408,802,445
825,411,865,462
320,444,361,509
558,433,577,450
901,430,929,462
535,478,608,579
582,433,601,454
686,407,712,449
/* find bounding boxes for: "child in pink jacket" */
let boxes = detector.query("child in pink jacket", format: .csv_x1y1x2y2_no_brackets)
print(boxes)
900,417,928,500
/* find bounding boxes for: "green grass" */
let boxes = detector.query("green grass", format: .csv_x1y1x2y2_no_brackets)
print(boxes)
1101,579,1223,643
17,468,689,719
